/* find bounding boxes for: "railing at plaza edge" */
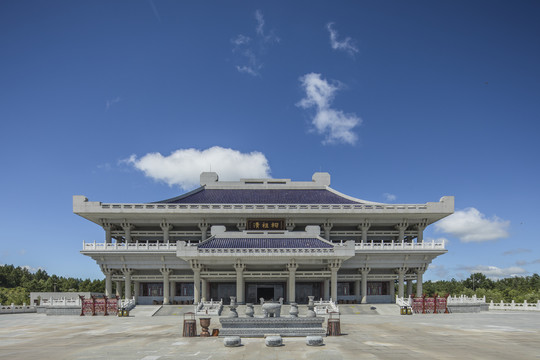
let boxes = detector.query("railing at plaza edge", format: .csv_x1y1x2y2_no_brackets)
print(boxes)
489,299,540,311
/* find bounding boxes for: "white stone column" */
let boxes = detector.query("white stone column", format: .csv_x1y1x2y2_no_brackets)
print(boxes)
390,280,395,299
407,280,413,296
103,268,113,297
416,268,425,297
102,222,112,243
360,268,370,304
134,281,140,304
397,268,407,298
190,261,202,303
201,279,208,301
123,269,132,300
160,268,171,305
161,221,172,243
358,221,371,243
170,281,176,302
234,261,246,304
329,260,341,301
323,221,333,240
395,222,408,242
115,281,122,298
287,260,298,304
122,221,133,243
198,221,209,241
323,279,330,300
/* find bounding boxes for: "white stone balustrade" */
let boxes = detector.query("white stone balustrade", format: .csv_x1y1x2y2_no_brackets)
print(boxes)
120,297,136,311
41,297,82,306
396,296,412,307
83,241,178,251
195,299,223,315
489,300,540,311
355,240,445,251
314,298,339,315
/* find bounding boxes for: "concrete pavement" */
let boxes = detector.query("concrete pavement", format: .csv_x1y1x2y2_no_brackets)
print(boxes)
0,308,539,359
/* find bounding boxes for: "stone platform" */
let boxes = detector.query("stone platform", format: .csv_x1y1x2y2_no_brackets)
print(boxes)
219,316,326,337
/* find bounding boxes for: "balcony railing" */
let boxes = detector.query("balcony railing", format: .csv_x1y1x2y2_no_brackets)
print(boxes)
82,239,445,252
354,240,445,251
82,241,178,251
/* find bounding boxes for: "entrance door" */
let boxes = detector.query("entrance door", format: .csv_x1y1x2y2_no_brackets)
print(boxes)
246,283,285,304
257,286,274,302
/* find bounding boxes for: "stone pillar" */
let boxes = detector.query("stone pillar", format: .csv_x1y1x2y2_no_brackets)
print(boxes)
287,260,298,304
160,221,173,243
354,280,360,303
323,279,330,300
134,281,140,304
190,260,202,303
171,281,177,302
198,221,209,241
407,280,413,296
358,221,371,243
395,221,408,242
329,260,341,301
323,221,333,241
160,268,171,305
122,221,134,243
201,279,208,301
390,280,395,299
115,281,122,298
397,268,407,298
360,268,370,304
415,221,426,244
103,268,113,297
416,268,425,297
123,268,132,300
234,261,246,304
102,222,112,243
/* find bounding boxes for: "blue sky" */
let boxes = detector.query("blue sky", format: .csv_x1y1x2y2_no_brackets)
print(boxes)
1,1,539,281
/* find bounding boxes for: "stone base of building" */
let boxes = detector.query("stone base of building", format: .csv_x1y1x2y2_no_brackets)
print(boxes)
218,317,326,337
447,304,489,313
45,306,82,316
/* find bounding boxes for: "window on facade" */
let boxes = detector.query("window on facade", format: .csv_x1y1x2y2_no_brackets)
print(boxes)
337,282,351,296
141,283,163,296
367,282,388,296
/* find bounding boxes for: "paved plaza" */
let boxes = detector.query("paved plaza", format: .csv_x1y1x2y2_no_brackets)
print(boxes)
1,309,539,360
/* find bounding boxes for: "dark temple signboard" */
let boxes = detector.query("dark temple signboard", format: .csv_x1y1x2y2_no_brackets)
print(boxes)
247,219,285,230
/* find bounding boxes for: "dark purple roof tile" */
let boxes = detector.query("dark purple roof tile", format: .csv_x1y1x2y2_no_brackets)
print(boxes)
157,189,360,204
198,237,334,249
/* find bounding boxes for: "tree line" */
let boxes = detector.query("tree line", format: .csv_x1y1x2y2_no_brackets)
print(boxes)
422,272,540,303
0,264,105,305
1,265,539,305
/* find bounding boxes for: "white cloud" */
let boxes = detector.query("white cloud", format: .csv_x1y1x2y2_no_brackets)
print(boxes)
428,264,449,279
255,9,265,36
383,193,396,202
326,22,359,56
105,97,120,111
435,207,510,242
462,265,527,279
297,73,361,145
231,10,279,76
502,248,531,256
126,146,271,190
22,265,44,273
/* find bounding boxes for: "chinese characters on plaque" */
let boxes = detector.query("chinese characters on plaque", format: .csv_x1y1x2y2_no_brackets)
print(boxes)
247,219,285,230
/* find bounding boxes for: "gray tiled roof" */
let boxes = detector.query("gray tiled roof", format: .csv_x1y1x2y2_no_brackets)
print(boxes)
157,189,360,204
197,237,334,249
